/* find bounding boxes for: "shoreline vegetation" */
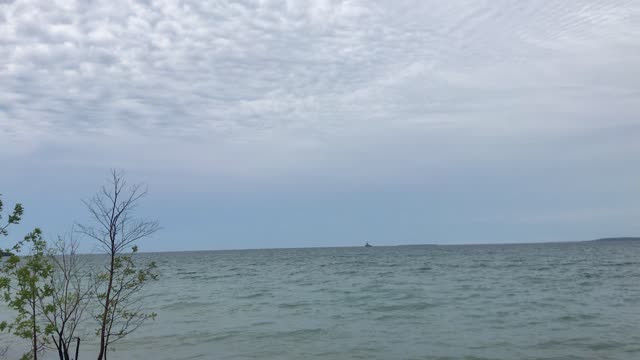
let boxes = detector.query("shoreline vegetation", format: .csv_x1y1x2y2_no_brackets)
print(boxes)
1,171,159,360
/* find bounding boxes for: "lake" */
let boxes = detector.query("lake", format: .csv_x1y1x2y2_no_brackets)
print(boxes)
2,240,640,359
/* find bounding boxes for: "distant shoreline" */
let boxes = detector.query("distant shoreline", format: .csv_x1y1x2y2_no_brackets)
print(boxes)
128,237,640,255
590,237,640,242
36,237,640,256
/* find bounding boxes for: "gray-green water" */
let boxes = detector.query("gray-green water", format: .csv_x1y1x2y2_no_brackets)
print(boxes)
2,241,640,359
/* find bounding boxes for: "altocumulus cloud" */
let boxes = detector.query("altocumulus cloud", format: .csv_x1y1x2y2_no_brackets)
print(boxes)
0,0,639,183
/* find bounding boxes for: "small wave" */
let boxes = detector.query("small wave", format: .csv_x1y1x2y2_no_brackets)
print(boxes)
374,314,419,321
369,302,434,312
254,328,327,340
376,271,394,276
381,263,400,267
556,313,598,322
335,270,359,275
588,341,624,351
161,301,212,311
176,271,199,275
251,321,275,326
180,275,205,280
206,331,245,342
236,292,268,299
279,328,327,337
278,302,310,309
202,274,235,280
582,272,601,278
601,261,638,267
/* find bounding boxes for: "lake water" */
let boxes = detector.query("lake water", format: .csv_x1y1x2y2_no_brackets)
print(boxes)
2,241,640,359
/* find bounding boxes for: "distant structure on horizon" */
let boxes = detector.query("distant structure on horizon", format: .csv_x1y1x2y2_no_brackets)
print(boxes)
365,242,373,247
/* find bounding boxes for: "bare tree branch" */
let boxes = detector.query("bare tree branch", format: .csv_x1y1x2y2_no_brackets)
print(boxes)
77,170,159,360
40,232,95,360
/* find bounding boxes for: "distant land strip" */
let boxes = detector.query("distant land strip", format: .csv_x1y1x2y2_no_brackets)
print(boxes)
591,237,640,242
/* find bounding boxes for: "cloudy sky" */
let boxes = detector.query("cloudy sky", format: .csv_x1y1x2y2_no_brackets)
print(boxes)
1,0,639,251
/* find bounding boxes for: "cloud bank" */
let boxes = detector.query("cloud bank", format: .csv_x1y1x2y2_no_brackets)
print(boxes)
2,1,638,156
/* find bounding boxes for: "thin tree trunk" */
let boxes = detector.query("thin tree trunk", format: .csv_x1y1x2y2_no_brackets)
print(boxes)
32,299,38,360
97,251,115,360
103,334,110,360
52,335,63,360
63,340,70,360
60,319,69,360
74,337,80,360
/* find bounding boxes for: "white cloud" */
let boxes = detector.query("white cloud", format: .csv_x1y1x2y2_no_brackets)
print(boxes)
0,0,639,181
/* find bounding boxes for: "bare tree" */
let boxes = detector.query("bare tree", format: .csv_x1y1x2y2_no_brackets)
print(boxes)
40,233,94,360
77,170,160,360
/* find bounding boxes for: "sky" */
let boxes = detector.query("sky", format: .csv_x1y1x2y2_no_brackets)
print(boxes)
1,0,639,252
